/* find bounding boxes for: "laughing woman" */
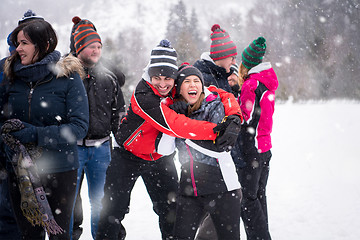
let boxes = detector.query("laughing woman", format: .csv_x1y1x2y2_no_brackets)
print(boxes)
0,19,88,239
157,63,242,240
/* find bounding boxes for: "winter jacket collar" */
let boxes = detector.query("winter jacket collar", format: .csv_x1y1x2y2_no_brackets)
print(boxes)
247,62,278,92
200,52,214,63
248,62,272,74
13,50,61,83
199,52,230,76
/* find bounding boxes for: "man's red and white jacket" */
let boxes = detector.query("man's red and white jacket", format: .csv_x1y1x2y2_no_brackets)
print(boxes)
115,79,242,161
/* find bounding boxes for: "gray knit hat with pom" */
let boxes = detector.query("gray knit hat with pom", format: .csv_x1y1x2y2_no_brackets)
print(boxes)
209,24,237,61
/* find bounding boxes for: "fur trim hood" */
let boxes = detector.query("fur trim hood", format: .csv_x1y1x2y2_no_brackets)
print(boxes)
54,54,85,80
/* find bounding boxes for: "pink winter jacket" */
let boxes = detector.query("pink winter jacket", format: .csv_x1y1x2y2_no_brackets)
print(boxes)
240,62,278,153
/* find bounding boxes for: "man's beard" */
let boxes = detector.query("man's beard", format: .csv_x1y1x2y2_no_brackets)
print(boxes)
81,56,99,67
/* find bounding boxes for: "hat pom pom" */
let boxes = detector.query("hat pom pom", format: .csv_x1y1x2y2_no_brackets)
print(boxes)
211,24,221,32
257,37,266,45
159,39,171,48
179,62,190,71
24,9,36,17
72,16,81,24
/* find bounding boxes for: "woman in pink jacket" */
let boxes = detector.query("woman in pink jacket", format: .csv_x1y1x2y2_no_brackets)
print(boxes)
238,37,278,240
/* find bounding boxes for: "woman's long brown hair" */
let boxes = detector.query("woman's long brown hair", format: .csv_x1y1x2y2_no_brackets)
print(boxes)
4,19,58,82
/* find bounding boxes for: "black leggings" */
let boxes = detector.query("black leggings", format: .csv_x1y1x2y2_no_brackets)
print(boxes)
174,189,242,240
8,169,77,240
239,150,272,240
96,147,179,240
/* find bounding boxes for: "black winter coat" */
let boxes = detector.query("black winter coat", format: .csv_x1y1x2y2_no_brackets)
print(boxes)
82,63,125,140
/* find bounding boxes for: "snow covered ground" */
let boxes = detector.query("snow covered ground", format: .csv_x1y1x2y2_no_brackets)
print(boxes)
78,100,360,240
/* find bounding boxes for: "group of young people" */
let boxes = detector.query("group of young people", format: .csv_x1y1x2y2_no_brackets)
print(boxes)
0,9,278,240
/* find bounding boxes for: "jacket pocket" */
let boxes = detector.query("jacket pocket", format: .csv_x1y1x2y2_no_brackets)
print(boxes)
123,127,143,153
125,129,143,146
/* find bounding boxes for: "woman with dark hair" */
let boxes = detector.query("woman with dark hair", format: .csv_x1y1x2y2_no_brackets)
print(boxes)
0,19,89,240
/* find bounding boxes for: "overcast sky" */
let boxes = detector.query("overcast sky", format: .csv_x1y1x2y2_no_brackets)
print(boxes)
0,0,253,57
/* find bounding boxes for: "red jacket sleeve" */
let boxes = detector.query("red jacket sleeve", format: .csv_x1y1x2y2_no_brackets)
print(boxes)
131,85,217,141
207,85,244,123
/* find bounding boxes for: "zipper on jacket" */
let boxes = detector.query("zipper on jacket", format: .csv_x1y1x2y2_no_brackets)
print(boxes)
27,76,53,120
28,88,34,120
125,130,143,146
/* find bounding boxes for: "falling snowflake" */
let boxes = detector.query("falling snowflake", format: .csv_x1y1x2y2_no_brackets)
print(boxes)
40,101,48,108
55,208,62,215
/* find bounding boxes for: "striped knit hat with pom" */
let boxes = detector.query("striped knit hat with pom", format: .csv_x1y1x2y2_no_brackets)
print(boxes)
209,24,237,61
71,16,101,55
241,37,267,69
148,39,178,79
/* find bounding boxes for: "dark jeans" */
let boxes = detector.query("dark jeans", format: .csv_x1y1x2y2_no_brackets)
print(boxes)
8,169,78,240
96,147,178,240
174,189,242,240
0,176,21,240
239,150,272,240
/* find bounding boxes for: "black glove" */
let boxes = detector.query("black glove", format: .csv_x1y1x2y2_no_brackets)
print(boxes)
213,115,241,152
9,122,38,144
169,101,188,115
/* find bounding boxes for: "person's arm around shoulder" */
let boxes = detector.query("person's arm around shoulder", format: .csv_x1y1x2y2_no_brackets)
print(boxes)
207,85,243,122
131,81,218,141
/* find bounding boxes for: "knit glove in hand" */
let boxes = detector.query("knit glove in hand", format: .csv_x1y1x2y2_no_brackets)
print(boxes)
169,101,188,115
10,122,38,144
213,115,241,152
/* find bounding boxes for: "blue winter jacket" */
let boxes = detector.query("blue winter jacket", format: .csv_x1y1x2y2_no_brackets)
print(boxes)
0,51,89,174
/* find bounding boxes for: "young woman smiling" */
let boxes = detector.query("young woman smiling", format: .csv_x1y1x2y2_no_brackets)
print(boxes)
0,19,89,239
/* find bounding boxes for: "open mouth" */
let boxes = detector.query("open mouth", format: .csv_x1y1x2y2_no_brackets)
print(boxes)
158,86,169,92
188,90,197,96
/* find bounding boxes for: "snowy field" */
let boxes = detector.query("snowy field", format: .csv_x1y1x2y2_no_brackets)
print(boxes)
78,100,360,240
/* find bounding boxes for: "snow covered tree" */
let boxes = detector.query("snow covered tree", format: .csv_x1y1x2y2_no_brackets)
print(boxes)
165,0,188,47
244,0,360,100
165,0,202,64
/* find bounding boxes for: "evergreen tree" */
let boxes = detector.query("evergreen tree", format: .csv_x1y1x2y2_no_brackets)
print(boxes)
244,0,360,100
189,8,206,54
165,0,203,64
165,0,188,47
